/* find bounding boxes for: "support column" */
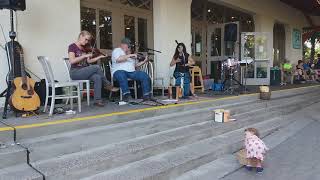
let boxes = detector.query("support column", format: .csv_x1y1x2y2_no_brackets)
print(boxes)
153,0,192,87
254,14,275,66
311,36,316,62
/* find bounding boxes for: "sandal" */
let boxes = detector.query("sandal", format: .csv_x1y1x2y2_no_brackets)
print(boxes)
256,167,264,173
94,101,105,107
105,85,119,92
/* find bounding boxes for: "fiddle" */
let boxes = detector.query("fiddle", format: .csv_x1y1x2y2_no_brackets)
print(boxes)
83,44,106,58
130,42,147,62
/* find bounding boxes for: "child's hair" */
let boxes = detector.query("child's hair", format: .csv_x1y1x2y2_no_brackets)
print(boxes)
298,60,303,65
245,128,260,138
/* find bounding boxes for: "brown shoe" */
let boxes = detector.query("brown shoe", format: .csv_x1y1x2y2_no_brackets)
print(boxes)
94,101,105,107
105,85,120,92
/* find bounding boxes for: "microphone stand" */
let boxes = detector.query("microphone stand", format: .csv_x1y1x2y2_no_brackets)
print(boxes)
91,24,105,55
2,10,16,119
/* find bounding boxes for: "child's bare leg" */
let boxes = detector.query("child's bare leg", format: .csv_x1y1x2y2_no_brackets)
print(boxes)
255,158,262,167
245,158,254,171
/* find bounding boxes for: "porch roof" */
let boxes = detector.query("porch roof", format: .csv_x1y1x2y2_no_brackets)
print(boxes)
280,0,320,16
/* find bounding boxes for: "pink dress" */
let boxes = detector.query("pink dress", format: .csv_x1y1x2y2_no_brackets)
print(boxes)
245,134,268,161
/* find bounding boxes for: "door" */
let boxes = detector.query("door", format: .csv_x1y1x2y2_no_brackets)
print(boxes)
241,32,272,85
207,23,224,77
207,22,240,80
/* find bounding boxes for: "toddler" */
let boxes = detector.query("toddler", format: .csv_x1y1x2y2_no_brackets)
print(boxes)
244,128,268,173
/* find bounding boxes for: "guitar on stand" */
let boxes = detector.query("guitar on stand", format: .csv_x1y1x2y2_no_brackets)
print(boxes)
9,48,40,112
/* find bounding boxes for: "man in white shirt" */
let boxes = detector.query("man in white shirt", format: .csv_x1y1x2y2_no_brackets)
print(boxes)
111,38,151,101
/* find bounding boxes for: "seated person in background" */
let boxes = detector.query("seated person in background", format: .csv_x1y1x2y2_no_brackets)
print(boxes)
111,38,152,102
303,60,313,81
281,60,293,86
308,64,319,82
170,42,195,99
315,54,320,69
303,60,311,72
68,31,118,107
294,60,306,82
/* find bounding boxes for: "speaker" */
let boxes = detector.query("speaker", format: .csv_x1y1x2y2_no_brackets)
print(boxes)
0,0,26,11
224,23,238,42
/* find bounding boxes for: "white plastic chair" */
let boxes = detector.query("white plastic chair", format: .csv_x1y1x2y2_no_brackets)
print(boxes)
38,56,81,116
63,58,90,106
108,61,137,101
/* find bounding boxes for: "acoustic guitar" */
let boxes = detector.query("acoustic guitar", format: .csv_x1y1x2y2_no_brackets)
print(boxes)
9,48,40,112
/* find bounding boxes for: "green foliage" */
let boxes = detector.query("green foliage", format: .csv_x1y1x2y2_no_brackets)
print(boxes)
303,38,320,60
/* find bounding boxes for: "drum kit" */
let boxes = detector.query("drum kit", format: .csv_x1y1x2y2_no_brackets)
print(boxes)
221,57,245,95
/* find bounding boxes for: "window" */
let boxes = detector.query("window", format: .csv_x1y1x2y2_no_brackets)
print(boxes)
138,18,148,51
120,0,152,10
192,32,202,57
81,7,113,49
99,10,113,49
81,7,97,40
210,28,221,56
124,15,136,44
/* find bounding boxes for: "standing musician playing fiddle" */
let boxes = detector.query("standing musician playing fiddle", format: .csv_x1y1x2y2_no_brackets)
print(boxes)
170,42,195,99
68,31,118,107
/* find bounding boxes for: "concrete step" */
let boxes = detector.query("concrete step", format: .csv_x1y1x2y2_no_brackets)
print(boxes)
0,164,43,180
80,116,292,180
23,91,319,163
175,110,314,180
6,92,317,180
0,125,14,145
0,145,26,169
12,85,320,142
0,86,318,180
27,101,297,179
13,96,255,142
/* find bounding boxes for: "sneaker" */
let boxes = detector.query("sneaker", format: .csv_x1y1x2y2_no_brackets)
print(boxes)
142,94,157,102
245,165,253,171
256,167,264,173
123,94,133,102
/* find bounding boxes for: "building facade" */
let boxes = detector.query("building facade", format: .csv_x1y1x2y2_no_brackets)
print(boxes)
0,0,315,96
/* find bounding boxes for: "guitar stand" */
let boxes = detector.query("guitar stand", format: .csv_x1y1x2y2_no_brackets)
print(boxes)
2,83,13,119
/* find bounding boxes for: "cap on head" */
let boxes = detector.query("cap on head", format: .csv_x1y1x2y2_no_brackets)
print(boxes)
121,38,131,46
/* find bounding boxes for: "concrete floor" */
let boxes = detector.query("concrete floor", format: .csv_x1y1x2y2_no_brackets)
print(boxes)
223,103,320,180
0,83,318,127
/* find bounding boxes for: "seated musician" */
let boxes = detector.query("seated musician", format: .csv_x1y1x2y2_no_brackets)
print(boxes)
111,38,152,102
170,42,195,99
68,31,118,107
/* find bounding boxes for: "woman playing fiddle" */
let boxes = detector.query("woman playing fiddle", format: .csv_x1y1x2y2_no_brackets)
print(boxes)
170,42,195,99
68,31,118,107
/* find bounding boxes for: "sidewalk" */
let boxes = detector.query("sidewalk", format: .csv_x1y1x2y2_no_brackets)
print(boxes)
223,115,320,180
